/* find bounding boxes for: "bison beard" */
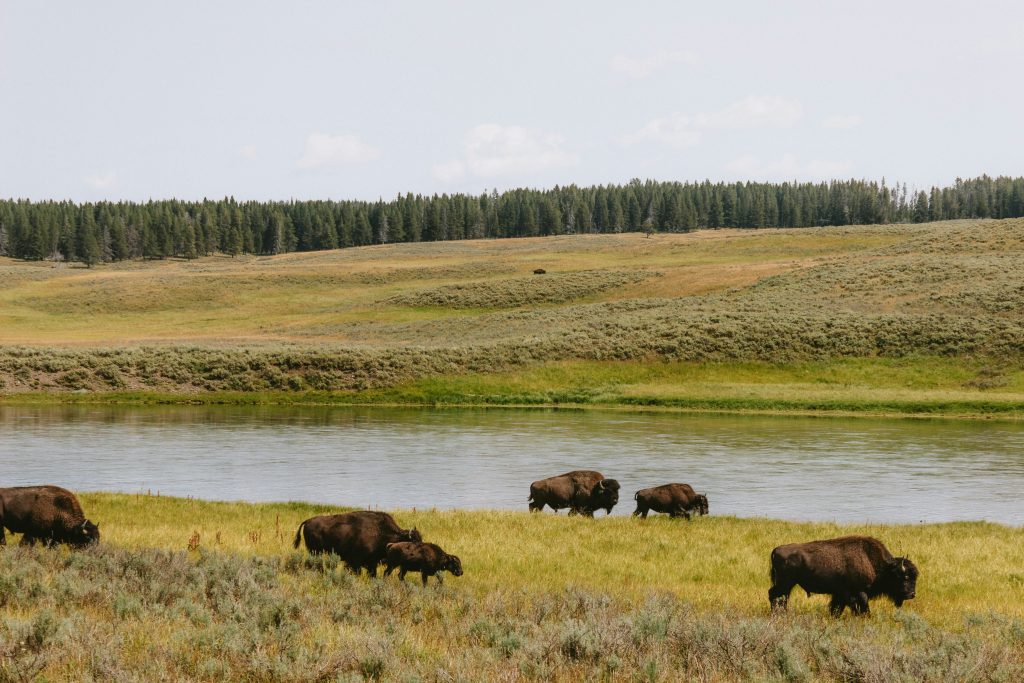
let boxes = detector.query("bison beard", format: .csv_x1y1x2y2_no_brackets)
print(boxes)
768,535,919,616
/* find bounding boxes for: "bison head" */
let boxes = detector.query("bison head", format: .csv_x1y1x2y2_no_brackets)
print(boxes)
444,554,463,577
883,556,919,606
402,527,423,543
74,520,100,547
591,478,620,514
695,494,709,516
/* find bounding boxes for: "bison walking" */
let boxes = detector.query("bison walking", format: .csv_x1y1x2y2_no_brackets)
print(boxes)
384,541,463,586
293,511,421,577
0,485,100,548
528,470,620,517
633,483,708,519
768,535,918,616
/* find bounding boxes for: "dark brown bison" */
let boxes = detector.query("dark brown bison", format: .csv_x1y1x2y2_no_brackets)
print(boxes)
0,485,100,548
528,470,620,517
533,268,547,274
768,535,919,616
633,483,708,519
293,511,421,576
384,541,463,586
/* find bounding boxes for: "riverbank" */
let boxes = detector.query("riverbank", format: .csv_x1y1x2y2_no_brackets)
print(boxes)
4,357,1023,420
1,494,1021,681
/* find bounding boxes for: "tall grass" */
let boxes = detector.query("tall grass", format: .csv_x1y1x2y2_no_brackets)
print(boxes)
0,494,1021,681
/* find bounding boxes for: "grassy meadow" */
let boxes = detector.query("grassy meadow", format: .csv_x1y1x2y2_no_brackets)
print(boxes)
0,494,1021,681
2,218,1024,417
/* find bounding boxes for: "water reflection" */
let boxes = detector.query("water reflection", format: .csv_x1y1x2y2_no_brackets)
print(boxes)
1,406,1022,525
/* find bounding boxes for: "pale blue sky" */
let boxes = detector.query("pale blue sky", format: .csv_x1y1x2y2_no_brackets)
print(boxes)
2,0,1022,201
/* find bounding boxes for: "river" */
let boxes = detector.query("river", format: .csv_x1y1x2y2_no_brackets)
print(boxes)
1,405,1021,524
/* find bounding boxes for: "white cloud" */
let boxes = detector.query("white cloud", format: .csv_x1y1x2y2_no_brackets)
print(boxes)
625,95,803,149
84,172,116,190
239,144,258,160
696,95,803,129
296,133,380,170
725,154,853,180
610,49,698,78
822,114,864,129
434,124,578,181
622,114,703,149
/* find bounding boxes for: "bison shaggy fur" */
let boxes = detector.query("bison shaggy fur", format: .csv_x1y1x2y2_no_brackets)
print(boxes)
528,470,620,517
0,485,100,548
384,541,463,586
633,483,708,519
293,511,421,577
768,535,919,616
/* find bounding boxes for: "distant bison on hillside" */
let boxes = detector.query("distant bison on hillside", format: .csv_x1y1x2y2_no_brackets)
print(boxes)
0,485,100,548
768,535,919,616
528,470,620,517
532,268,546,274
633,483,708,520
293,511,421,576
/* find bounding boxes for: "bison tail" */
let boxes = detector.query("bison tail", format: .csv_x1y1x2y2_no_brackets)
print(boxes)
293,520,306,550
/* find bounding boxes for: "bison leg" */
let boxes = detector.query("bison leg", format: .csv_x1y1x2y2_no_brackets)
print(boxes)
398,568,407,582
19,535,37,547
828,594,849,617
850,592,870,616
366,564,378,579
632,505,649,518
384,563,396,578
421,571,430,587
0,527,5,546
768,583,792,610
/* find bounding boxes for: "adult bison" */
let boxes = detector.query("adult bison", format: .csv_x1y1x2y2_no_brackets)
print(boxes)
768,535,918,616
293,510,421,577
0,485,100,548
528,470,620,517
384,541,463,586
633,483,708,519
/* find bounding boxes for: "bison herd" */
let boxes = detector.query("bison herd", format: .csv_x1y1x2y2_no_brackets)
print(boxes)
0,477,921,617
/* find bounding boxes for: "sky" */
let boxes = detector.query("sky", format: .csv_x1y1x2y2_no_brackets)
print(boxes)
1,0,1022,202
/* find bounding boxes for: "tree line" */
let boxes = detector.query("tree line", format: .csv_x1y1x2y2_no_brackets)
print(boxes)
1,175,1022,266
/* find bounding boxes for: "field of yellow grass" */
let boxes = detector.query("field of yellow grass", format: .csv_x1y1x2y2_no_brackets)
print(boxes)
2,219,1024,418
0,494,1021,681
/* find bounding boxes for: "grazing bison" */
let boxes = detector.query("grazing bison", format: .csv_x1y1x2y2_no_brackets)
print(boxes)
0,485,100,548
533,268,547,274
293,511,421,577
384,541,463,586
768,535,918,616
528,470,620,517
633,483,708,520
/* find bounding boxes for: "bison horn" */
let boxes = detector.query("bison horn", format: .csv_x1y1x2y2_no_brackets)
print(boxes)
899,558,906,571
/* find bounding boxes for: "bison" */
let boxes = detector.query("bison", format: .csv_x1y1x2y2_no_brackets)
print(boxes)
533,268,547,275
768,535,918,616
528,470,620,517
633,483,708,520
0,485,100,548
384,541,463,586
293,510,421,576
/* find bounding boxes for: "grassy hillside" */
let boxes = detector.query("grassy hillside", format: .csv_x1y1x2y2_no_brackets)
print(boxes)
0,494,1020,681
3,219,1024,416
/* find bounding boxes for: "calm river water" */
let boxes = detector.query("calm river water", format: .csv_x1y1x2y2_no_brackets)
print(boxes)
1,405,1021,525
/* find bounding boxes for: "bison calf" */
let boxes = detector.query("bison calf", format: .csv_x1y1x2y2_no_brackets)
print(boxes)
633,483,708,520
384,542,463,586
0,485,100,548
769,535,918,616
